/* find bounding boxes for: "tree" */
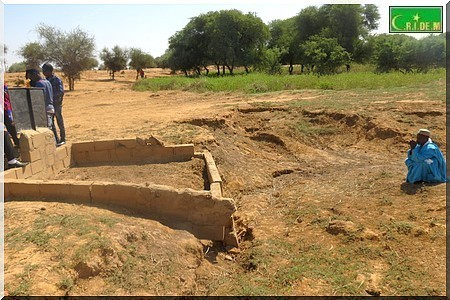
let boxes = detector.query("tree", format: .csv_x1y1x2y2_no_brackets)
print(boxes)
19,42,45,69
35,24,96,91
268,17,297,74
301,35,351,75
129,48,156,79
155,50,171,69
8,62,27,73
415,34,445,71
371,34,417,73
100,46,129,79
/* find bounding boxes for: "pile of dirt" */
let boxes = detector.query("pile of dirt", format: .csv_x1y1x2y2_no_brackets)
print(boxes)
4,201,221,296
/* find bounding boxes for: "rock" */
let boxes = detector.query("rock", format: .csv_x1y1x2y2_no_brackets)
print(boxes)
326,220,358,236
366,288,381,296
361,229,380,241
74,260,101,279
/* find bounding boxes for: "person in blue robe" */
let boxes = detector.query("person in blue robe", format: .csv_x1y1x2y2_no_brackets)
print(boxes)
405,129,446,183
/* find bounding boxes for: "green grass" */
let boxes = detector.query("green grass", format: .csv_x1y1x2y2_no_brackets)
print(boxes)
133,69,444,94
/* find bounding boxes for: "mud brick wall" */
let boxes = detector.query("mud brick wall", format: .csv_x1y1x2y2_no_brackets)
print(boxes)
4,180,236,243
3,129,71,180
71,138,194,165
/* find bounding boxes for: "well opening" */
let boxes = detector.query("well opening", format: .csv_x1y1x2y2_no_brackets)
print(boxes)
3,129,238,247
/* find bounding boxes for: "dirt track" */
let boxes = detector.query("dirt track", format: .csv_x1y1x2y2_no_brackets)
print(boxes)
4,69,446,296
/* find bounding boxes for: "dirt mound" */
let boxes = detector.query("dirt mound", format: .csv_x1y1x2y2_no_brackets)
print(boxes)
179,117,227,129
250,132,286,147
4,201,215,296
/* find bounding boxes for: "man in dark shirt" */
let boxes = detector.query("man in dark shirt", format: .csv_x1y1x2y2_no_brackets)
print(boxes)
42,63,66,146
25,69,56,141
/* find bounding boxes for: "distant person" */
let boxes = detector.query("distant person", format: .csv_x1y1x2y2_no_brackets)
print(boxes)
140,69,145,79
42,63,66,146
25,69,55,141
405,129,446,183
3,84,20,147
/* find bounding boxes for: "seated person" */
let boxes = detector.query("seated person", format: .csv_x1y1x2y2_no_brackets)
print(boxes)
405,129,446,183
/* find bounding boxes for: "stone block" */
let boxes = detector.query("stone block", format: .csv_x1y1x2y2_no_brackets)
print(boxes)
55,147,68,161
191,225,225,241
53,159,65,173
194,152,204,159
38,181,92,203
19,131,36,151
46,154,55,166
6,180,41,198
30,160,44,175
72,151,89,164
20,149,41,162
88,150,111,163
3,169,17,180
14,168,24,179
22,164,33,179
91,182,140,209
46,143,57,155
173,144,194,161
72,141,94,152
115,139,139,149
224,224,239,247
115,148,133,162
62,156,72,168
31,133,46,149
204,151,222,183
210,182,222,198
132,147,174,163
94,140,116,151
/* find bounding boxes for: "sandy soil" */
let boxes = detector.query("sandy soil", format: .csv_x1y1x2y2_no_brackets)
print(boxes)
3,69,446,296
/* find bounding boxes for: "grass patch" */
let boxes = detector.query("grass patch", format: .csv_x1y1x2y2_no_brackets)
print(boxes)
133,70,444,94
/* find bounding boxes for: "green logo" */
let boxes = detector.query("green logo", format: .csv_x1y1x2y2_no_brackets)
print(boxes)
390,6,443,33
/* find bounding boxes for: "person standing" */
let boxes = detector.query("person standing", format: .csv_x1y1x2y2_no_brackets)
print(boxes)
42,63,66,146
25,69,56,142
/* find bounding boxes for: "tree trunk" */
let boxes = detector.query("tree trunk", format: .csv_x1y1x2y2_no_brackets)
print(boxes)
112,71,115,80
226,64,233,75
204,66,209,76
216,64,220,76
184,70,188,77
222,64,225,77
195,67,201,76
244,65,249,74
136,70,139,80
289,63,294,75
301,64,304,74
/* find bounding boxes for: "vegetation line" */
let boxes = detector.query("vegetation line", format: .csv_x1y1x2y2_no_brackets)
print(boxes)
133,69,444,94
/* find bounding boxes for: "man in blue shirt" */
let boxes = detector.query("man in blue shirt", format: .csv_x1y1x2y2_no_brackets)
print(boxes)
42,63,66,146
25,69,56,141
405,129,447,183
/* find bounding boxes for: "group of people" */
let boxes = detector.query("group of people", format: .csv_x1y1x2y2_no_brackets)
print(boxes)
26,63,66,146
3,63,66,169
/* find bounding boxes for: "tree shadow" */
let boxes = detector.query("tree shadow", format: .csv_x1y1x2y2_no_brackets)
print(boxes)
400,181,442,195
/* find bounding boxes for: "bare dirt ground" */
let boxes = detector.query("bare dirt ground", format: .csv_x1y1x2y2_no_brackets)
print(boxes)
4,69,446,296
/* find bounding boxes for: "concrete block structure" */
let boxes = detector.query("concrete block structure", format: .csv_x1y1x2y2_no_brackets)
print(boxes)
3,129,239,246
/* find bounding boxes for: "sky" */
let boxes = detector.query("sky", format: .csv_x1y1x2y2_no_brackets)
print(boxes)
1,0,447,68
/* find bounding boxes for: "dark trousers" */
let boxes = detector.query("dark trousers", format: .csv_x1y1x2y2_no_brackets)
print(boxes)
51,103,65,142
4,131,18,161
4,115,20,146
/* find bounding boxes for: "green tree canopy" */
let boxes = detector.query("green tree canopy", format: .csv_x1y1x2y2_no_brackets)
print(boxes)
129,48,156,74
100,45,129,79
35,24,96,90
301,35,351,75
19,42,45,69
